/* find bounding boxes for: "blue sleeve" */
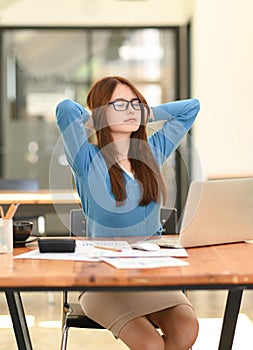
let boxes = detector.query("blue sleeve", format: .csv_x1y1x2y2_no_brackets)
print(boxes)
55,99,92,175
148,98,200,166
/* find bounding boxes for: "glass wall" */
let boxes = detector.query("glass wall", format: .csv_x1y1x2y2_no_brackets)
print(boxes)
0,27,190,233
1,28,176,188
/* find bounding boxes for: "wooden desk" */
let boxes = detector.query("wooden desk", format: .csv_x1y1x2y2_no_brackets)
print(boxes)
2,241,253,350
0,190,81,235
0,190,80,216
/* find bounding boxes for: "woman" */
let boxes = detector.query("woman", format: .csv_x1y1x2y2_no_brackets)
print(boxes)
56,76,200,350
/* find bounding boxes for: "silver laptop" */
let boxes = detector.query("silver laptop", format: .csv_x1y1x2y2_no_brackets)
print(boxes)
161,178,253,248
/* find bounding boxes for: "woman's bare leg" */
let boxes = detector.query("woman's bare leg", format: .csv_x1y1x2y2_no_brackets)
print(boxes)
148,304,199,350
119,316,165,350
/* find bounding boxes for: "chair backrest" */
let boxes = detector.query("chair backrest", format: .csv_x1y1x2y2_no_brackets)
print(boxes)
160,207,178,234
0,178,39,191
70,207,178,237
70,209,86,236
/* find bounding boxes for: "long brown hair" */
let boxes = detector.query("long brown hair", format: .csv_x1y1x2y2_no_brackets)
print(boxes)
86,76,166,206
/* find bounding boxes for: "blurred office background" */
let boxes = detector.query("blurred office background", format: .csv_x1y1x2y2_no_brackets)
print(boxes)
0,0,252,233
1,2,253,349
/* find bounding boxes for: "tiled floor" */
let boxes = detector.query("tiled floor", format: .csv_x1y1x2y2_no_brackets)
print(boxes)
1,290,253,349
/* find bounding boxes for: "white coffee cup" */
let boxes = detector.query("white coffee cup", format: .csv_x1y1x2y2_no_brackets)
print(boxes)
0,218,13,253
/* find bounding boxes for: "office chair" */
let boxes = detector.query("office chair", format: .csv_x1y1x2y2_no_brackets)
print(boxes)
60,207,178,350
69,207,178,237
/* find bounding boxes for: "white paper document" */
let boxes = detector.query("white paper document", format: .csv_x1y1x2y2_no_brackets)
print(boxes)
14,240,188,262
101,257,189,269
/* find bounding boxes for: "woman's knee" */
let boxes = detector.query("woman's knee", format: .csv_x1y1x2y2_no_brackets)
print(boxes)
178,312,199,347
119,317,165,350
139,333,164,350
120,333,164,350
179,306,198,335
149,305,199,349
165,306,199,349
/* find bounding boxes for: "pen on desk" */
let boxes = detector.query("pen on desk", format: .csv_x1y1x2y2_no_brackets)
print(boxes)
4,203,20,220
93,245,122,252
0,206,4,219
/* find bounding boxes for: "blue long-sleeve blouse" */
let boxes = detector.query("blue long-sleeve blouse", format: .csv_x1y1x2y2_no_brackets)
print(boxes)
56,98,200,237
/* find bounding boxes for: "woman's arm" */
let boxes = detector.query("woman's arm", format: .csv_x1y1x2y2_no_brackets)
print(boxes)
55,99,92,175
151,98,200,130
148,98,200,165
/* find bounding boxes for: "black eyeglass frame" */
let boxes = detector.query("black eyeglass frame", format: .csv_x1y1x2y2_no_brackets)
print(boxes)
108,98,143,111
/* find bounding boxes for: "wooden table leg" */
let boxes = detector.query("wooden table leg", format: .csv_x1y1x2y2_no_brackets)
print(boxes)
5,291,33,350
218,288,243,350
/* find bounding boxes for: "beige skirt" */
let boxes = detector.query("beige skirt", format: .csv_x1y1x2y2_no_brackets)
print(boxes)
79,290,192,338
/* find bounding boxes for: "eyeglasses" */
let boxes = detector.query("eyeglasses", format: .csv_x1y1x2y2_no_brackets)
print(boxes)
108,98,143,111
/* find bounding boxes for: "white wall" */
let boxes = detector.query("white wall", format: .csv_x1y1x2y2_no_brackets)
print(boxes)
192,0,253,179
0,0,192,26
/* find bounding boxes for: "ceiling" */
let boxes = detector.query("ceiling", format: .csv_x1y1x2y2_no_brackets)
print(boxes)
0,0,17,10
0,0,194,27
